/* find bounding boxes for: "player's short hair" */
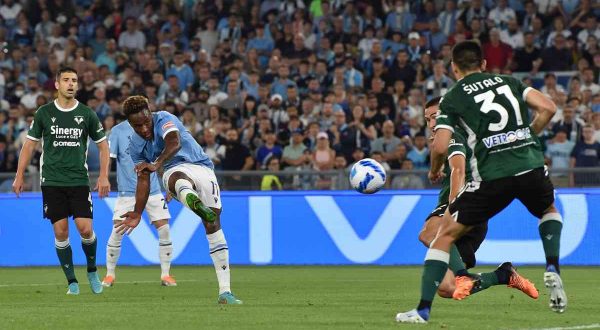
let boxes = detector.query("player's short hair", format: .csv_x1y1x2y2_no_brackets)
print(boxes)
451,41,483,72
56,66,78,81
425,96,442,109
122,95,150,117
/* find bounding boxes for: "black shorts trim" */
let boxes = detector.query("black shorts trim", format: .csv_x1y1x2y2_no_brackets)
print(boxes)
425,203,448,221
41,186,93,224
449,167,554,227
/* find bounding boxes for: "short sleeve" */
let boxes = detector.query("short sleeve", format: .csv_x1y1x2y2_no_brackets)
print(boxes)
435,96,458,132
88,111,106,143
108,128,118,158
155,113,179,139
513,76,533,101
447,138,467,160
26,109,44,141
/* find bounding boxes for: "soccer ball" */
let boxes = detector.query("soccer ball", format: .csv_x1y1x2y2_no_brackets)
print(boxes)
349,158,387,194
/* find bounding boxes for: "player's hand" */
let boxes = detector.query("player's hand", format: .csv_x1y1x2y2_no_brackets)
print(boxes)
428,170,445,184
165,191,173,203
12,175,24,198
135,162,159,175
95,176,111,198
115,211,141,235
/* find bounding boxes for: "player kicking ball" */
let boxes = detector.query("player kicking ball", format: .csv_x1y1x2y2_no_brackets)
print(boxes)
115,96,242,305
102,120,176,287
416,96,537,303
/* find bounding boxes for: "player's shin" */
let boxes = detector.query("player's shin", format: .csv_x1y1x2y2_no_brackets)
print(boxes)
158,224,173,277
207,229,231,294
174,179,199,210
106,227,123,277
447,244,468,276
538,212,562,273
81,231,98,273
417,248,450,320
55,238,77,284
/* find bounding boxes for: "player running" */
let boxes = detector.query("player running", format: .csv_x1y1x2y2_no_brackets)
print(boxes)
419,96,537,301
102,120,176,287
13,67,110,295
396,41,565,323
115,95,242,304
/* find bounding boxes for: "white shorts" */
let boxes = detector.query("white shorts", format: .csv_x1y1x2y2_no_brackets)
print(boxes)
113,194,171,222
162,163,222,209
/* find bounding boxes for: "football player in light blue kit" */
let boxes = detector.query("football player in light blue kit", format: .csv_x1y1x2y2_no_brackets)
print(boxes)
116,95,242,305
102,120,177,287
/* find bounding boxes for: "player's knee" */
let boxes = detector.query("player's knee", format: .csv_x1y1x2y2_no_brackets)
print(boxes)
543,203,559,215
418,229,433,247
168,172,194,193
54,230,69,241
78,226,93,238
153,219,169,229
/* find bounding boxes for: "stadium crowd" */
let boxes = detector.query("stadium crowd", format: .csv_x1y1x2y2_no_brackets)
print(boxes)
0,0,599,190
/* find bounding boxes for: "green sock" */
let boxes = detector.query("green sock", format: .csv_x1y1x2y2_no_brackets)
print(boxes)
420,249,450,304
539,214,562,272
81,232,98,273
55,239,77,284
448,244,467,276
471,272,500,294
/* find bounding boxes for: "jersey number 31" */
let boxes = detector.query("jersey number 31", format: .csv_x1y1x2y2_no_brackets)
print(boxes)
474,85,523,132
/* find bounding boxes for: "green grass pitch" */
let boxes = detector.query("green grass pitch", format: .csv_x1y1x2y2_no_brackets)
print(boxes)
0,266,599,329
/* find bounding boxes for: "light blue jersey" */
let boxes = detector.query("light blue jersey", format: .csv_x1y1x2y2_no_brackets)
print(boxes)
129,111,214,171
109,121,162,197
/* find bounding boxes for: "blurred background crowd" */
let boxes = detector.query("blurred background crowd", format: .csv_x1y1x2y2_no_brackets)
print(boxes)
0,0,599,191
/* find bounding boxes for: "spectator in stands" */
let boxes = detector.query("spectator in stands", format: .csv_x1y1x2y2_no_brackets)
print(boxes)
570,125,600,186
553,106,584,142
541,73,566,96
546,129,575,187
391,159,425,189
256,130,283,170
219,128,254,190
260,157,283,191
500,19,525,50
371,120,402,162
118,17,146,52
407,132,429,169
282,128,307,169
488,0,516,29
513,32,541,72
539,34,573,71
483,28,513,71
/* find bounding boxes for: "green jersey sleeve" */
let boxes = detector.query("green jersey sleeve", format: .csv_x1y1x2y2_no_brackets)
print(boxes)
447,138,467,160
88,111,106,143
435,96,458,132
26,108,44,141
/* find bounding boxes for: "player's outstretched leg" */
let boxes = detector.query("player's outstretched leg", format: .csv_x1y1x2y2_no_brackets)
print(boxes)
453,262,538,300
103,222,123,287
155,221,176,286
173,178,216,222
539,211,566,313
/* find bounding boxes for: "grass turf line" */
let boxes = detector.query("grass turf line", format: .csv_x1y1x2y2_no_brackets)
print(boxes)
0,266,598,329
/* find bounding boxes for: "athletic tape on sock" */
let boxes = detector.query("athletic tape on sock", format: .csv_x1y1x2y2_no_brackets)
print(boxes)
539,212,563,225
81,231,96,244
55,238,70,249
424,248,450,263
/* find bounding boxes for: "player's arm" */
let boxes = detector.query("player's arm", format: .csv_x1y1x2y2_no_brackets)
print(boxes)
116,167,151,235
96,140,111,198
429,128,452,182
13,139,38,197
135,131,181,174
525,88,557,135
448,152,466,202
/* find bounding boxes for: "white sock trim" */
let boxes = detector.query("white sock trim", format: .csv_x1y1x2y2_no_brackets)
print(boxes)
55,238,70,249
175,179,195,200
539,212,563,226
425,249,450,263
81,231,96,244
